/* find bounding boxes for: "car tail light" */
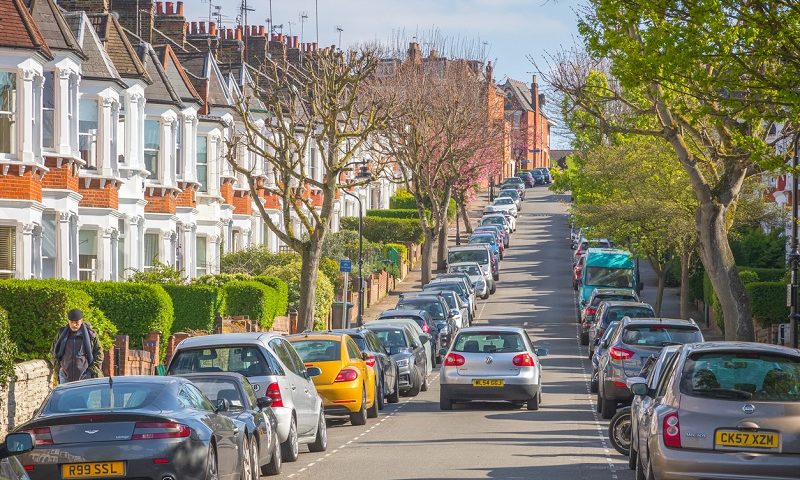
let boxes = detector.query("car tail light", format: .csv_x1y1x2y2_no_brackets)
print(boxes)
335,368,359,382
585,307,597,316
23,466,34,472
25,427,53,446
365,354,377,368
662,412,682,448
131,422,190,440
443,353,465,366
266,382,284,408
608,347,635,360
512,353,535,367
422,323,430,333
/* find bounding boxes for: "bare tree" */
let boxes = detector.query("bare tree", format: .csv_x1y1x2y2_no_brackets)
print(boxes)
226,46,392,331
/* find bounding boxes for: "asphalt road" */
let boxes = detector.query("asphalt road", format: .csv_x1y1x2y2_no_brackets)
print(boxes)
275,188,634,480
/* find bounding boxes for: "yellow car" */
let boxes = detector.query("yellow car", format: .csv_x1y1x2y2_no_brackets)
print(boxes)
288,333,378,425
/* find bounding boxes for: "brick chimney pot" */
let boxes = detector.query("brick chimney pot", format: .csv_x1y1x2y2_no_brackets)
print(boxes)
209,21,217,36
176,1,184,16
165,1,173,15
156,1,163,14
259,25,265,36
199,21,206,34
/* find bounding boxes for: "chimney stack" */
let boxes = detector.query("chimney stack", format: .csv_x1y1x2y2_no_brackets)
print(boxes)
408,42,422,64
235,26,243,41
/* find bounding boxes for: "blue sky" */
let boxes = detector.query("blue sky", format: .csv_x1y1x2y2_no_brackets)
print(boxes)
182,0,582,147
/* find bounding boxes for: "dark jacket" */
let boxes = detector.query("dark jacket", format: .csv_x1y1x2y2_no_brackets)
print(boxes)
51,322,104,382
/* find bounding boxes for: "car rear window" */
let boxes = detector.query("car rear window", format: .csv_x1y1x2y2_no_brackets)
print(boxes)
452,332,525,353
469,235,495,244
169,346,274,376
449,249,489,265
621,325,703,347
290,340,341,362
372,329,408,348
449,265,481,276
592,295,636,306
191,378,246,409
480,217,506,227
680,352,800,402
47,383,164,413
603,306,654,324
397,300,444,320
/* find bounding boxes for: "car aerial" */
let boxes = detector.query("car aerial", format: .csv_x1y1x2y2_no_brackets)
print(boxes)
17,376,250,480
374,310,434,377
483,211,516,233
596,317,704,419
590,320,622,394
516,171,535,188
480,212,512,236
580,287,641,333
484,197,518,217
587,301,655,355
287,332,378,426
331,327,400,410
177,372,284,477
0,432,34,480
497,189,523,210
167,332,326,462
474,224,508,250
468,232,502,260
395,293,451,363
533,167,552,184
628,342,800,480
448,244,499,282
447,262,490,299
439,326,547,411
422,285,469,329
364,324,428,397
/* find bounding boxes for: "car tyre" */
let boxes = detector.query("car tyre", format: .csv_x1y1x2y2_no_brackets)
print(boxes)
421,371,429,392
595,392,602,413
376,376,385,411
387,373,400,403
600,394,617,420
580,331,590,346
526,392,540,411
406,368,421,396
205,445,219,480
493,273,499,281
280,417,300,462
367,384,379,419
261,430,281,476
350,389,368,426
590,374,599,394
481,291,490,300
439,394,453,410
490,283,496,294
242,436,256,480
308,410,327,452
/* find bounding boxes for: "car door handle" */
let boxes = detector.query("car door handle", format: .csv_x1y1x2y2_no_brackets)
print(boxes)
234,427,240,434
291,384,297,391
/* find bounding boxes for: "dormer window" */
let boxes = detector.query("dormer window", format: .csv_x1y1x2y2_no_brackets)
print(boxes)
42,72,55,149
0,72,17,155
79,99,98,168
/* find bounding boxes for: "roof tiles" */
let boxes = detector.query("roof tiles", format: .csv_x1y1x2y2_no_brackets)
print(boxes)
0,0,53,59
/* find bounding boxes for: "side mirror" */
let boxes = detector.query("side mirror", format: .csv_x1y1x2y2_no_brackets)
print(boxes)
450,309,460,318
214,398,230,412
419,334,430,344
306,367,322,377
361,351,370,361
256,396,273,410
627,377,649,396
535,347,549,357
1,432,34,458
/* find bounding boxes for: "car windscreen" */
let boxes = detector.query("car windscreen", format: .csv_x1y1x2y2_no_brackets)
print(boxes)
591,294,636,306
397,300,445,320
290,340,341,362
480,217,506,227
448,250,488,265
621,325,703,347
680,352,800,402
604,306,654,324
46,383,164,413
585,267,635,288
469,235,495,245
169,346,274,377
495,198,514,205
452,332,526,354
190,378,246,409
449,264,481,276
372,329,408,348
499,190,518,199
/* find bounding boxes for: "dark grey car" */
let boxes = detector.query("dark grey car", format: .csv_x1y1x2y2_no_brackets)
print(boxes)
365,324,428,397
596,318,703,418
16,376,247,480
587,301,655,355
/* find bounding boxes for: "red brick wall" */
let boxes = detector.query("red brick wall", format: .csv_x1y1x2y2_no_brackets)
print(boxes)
220,182,234,205
42,158,80,191
259,190,280,209
78,181,120,209
176,183,196,208
232,191,252,215
145,192,177,213
0,170,44,201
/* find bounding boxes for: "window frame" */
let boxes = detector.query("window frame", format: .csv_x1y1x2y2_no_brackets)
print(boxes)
143,119,161,180
196,134,208,192
0,71,18,156
42,71,55,150
0,225,16,278
78,98,99,169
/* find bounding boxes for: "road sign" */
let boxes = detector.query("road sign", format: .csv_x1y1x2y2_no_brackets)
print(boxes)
339,259,352,273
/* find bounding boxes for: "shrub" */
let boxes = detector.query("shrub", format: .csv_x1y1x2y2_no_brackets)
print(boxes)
0,306,18,385
80,282,173,361
738,270,760,285
127,260,186,284
740,267,785,282
162,285,223,333
319,258,342,292
265,260,335,328
367,209,422,220
730,228,787,269
341,217,425,244
385,242,409,263
223,281,277,330
746,282,788,326
389,190,417,209
0,280,116,361
220,247,298,275
322,230,386,277
193,273,251,288
254,276,289,318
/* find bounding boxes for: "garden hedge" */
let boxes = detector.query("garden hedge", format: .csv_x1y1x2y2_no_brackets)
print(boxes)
341,217,425,244
0,306,18,385
0,280,116,361
367,208,422,220
80,282,173,361
745,282,788,327
740,267,786,282
162,284,223,333
385,242,409,263
222,281,277,330
255,276,289,319
389,190,416,209
264,261,334,329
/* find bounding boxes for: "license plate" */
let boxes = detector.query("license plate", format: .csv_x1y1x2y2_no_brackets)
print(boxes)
61,462,125,479
715,430,779,449
472,379,504,387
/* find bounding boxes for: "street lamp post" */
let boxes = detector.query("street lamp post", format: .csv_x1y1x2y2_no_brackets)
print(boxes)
489,177,495,202
790,132,800,348
342,160,370,327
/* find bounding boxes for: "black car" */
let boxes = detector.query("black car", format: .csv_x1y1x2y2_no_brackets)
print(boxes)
177,373,283,476
364,324,428,397
332,327,400,409
516,171,535,188
393,296,451,365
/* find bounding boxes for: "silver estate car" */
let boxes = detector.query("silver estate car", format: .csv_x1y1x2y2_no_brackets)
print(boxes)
628,342,800,480
447,262,490,299
168,333,326,462
596,318,703,418
439,326,547,411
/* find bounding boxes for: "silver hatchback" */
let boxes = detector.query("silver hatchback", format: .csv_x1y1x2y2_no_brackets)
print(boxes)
439,326,547,411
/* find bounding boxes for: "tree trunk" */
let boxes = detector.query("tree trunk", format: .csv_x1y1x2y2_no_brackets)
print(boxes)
696,201,754,341
649,259,667,316
437,216,449,271
421,232,435,286
679,248,691,320
298,243,323,332
460,201,473,234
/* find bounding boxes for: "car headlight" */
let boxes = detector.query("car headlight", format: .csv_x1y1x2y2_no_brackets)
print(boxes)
396,359,409,367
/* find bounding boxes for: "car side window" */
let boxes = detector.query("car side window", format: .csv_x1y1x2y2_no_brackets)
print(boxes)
269,339,297,375
654,355,680,397
405,329,419,348
243,381,259,409
281,339,308,376
177,388,194,409
181,385,215,412
347,339,362,360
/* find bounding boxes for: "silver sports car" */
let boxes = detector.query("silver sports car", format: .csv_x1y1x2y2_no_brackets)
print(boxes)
16,376,247,480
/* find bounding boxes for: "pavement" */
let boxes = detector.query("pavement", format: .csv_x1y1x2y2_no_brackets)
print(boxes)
273,186,645,479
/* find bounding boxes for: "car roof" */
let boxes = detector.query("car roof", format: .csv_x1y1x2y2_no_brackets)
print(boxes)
621,317,698,327
287,332,347,342
449,245,489,251
448,262,481,267
365,323,409,332
379,309,428,318
175,332,279,349
330,328,370,338
599,301,652,308
682,341,800,356
457,326,527,334
55,375,184,390
481,213,506,219
592,288,637,296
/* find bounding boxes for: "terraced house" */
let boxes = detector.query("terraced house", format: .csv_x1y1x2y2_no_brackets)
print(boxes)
0,0,398,281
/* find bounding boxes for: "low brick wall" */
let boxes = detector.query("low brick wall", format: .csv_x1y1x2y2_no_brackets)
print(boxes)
0,360,52,437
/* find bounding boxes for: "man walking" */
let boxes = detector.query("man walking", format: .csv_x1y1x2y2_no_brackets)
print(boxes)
51,309,104,383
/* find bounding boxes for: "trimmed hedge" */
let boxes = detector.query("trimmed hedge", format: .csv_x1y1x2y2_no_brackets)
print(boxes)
223,281,277,330
264,261,335,329
385,242,409,263
341,216,425,244
193,273,290,323
162,284,223,333
367,209,422,220
0,306,17,385
255,276,289,319
0,280,116,361
80,282,173,361
741,267,785,282
746,282,788,326
389,190,416,209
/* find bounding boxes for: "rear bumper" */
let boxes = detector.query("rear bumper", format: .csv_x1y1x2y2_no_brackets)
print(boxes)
602,378,632,402
317,383,363,414
273,405,294,442
441,382,539,402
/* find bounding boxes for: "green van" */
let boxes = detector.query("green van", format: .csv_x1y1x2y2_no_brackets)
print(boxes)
579,248,639,311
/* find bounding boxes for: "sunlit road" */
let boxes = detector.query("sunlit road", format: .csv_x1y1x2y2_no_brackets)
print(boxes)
274,188,633,479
